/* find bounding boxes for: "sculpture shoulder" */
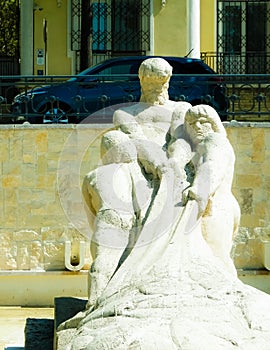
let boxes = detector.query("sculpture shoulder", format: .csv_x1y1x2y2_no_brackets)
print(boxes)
203,133,232,149
196,133,234,159
113,108,135,125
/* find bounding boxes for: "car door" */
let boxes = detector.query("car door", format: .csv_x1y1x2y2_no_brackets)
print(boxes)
94,59,142,105
74,74,105,115
83,60,142,112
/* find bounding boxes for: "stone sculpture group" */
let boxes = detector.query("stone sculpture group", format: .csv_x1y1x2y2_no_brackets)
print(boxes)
57,58,270,349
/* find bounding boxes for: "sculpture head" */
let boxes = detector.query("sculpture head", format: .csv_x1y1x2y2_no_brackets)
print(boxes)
184,104,226,145
100,130,137,165
139,57,173,105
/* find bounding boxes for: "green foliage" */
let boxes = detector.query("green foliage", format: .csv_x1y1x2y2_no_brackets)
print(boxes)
0,0,19,56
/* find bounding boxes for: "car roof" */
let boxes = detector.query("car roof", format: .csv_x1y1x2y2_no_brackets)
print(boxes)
96,55,203,64
78,55,214,76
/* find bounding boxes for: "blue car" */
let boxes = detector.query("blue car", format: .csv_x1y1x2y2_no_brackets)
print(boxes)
12,56,227,123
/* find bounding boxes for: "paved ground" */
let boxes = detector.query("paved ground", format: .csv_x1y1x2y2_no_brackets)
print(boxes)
0,307,54,349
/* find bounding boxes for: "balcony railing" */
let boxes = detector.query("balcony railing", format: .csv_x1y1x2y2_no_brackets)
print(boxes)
201,52,270,75
1,74,270,124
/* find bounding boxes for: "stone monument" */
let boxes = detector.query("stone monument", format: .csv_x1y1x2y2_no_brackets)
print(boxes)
56,58,270,349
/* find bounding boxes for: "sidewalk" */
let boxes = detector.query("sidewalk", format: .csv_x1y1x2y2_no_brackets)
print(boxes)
0,307,54,349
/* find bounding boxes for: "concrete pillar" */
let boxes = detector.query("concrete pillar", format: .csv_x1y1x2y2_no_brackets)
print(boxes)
20,0,34,75
188,0,200,59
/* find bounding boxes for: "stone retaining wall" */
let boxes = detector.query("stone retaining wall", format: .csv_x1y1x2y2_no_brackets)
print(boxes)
0,122,269,271
226,122,270,269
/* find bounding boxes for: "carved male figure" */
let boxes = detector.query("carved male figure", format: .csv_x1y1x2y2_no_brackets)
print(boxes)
82,57,189,305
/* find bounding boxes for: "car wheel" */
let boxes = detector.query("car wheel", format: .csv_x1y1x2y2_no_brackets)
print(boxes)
40,103,73,124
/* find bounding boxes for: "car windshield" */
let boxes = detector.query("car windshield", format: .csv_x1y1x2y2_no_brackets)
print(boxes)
67,63,103,82
68,59,141,82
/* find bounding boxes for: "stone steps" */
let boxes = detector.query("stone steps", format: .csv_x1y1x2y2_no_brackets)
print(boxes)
24,318,54,350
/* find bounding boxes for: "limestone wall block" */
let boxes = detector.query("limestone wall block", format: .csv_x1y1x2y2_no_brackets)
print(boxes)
254,226,270,240
232,227,270,269
48,139,66,153
17,187,33,203
264,132,270,149
234,238,264,269
240,214,260,228
2,161,22,176
0,247,17,269
0,230,14,246
43,241,65,270
2,174,22,188
41,226,62,241
237,174,262,188
254,201,268,219
35,131,48,153
0,131,9,161
252,129,265,162
21,163,37,188
234,144,252,161
261,160,270,176
236,128,253,145
13,229,40,242
16,243,31,270
36,154,48,174
22,131,38,153
9,133,23,161
30,241,43,269
23,151,37,163
3,187,17,205
4,205,18,227
26,214,67,229
47,159,58,171
36,174,56,189
239,188,253,215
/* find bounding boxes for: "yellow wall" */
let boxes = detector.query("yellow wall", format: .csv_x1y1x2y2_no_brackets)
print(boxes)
33,0,71,75
153,0,187,56
32,0,217,74
200,0,216,53
153,0,216,57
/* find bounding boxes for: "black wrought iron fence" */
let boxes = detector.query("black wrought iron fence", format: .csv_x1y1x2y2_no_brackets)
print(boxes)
201,52,270,75
1,74,270,124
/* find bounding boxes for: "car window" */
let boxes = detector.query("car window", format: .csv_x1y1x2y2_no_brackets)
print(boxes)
96,61,140,77
168,60,213,74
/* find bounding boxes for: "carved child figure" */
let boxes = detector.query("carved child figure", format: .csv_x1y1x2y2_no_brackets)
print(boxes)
82,130,153,307
182,104,240,274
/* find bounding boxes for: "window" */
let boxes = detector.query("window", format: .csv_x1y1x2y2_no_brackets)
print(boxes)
92,2,107,51
217,0,270,73
91,0,150,58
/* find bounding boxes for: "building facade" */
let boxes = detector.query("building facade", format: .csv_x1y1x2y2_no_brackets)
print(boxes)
1,1,264,75
20,0,210,75
17,0,270,75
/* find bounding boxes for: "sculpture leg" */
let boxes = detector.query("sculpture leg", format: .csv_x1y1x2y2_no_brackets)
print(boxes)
201,197,240,276
87,212,133,309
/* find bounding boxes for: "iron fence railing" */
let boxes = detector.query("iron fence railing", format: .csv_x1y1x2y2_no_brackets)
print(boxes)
201,52,270,75
1,74,270,124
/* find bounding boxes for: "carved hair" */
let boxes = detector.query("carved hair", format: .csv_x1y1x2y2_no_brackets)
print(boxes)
138,57,172,81
139,58,173,105
100,130,137,164
185,104,226,136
